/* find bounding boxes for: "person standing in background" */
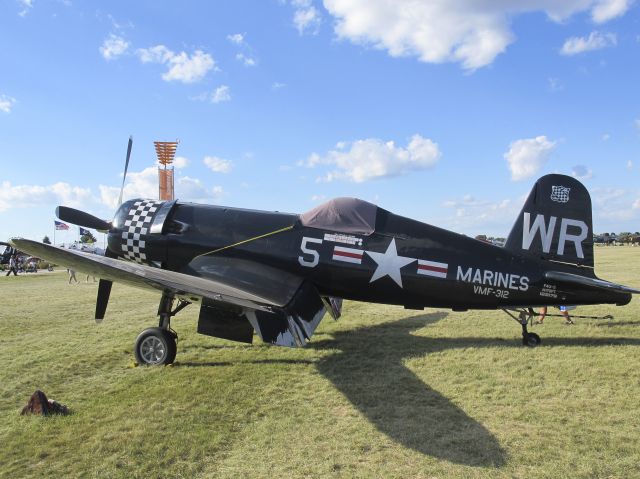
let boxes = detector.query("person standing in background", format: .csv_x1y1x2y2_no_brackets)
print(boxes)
5,255,18,276
536,306,575,324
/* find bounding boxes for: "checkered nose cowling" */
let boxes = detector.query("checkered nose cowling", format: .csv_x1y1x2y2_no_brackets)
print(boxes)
119,199,164,264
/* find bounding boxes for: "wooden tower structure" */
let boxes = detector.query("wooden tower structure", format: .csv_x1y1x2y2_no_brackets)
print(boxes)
154,141,179,201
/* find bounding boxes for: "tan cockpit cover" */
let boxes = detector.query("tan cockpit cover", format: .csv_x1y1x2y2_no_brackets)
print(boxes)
299,197,377,235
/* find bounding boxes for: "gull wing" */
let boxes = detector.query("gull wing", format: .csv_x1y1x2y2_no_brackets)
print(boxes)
10,238,330,347
11,238,283,310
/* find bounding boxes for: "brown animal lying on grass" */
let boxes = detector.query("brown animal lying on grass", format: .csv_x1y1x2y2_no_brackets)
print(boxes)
20,390,69,416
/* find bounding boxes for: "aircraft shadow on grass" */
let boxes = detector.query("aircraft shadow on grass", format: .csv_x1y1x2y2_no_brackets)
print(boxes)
309,312,640,468
177,358,315,367
592,320,640,328
176,312,640,466
310,312,507,467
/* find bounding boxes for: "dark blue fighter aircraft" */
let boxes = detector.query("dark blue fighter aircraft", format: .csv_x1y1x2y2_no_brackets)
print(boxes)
10,173,639,365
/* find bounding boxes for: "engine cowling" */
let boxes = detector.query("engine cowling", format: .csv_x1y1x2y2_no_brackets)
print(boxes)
108,198,177,266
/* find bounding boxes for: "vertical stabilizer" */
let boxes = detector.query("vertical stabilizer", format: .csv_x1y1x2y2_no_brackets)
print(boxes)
504,174,593,268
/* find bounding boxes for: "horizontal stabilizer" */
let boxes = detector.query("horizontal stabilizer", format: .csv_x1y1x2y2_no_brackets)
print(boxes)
545,271,640,295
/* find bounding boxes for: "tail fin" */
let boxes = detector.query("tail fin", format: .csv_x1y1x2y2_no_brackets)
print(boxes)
504,174,593,268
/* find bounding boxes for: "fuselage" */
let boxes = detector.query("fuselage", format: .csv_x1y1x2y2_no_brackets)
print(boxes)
108,199,631,311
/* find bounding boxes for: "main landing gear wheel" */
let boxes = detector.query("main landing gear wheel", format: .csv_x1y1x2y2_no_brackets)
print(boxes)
522,332,541,347
502,308,543,348
134,327,177,366
134,294,190,366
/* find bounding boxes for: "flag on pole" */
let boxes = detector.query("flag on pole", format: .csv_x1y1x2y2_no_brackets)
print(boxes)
55,221,70,230
79,227,91,236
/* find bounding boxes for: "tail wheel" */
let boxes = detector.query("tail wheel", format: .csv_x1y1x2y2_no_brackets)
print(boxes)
522,332,541,347
134,327,177,365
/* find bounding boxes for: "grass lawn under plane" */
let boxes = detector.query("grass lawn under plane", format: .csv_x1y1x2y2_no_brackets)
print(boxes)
1,246,639,478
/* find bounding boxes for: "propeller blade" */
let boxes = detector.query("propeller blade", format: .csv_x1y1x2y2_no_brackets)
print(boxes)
117,136,133,207
95,249,119,322
95,279,112,322
56,206,111,231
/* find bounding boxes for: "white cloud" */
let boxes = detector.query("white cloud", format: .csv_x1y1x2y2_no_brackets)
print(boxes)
311,194,327,202
322,0,631,70
592,187,627,205
99,166,225,208
0,181,93,212
227,33,245,45
100,34,129,60
227,33,257,66
172,156,189,169
272,82,287,90
602,133,611,141
633,198,640,210
627,160,633,170
203,156,233,173
99,166,158,209
212,85,231,103
137,45,172,63
591,0,632,23
176,176,224,203
560,31,617,56
548,77,563,92
441,194,521,234
235,53,256,66
591,187,638,222
190,86,232,104
304,134,441,183
292,0,321,34
0,95,16,113
105,13,133,31
137,45,215,83
504,136,556,181
571,164,593,180
18,0,32,16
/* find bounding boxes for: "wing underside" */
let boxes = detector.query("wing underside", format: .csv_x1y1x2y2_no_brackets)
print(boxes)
10,238,331,347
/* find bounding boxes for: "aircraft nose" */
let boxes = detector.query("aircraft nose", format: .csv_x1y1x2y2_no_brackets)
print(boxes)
108,199,173,264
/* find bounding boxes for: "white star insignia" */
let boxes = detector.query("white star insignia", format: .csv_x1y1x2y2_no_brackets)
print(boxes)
366,238,416,288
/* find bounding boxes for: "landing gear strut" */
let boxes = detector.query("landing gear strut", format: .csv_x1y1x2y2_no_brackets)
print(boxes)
134,293,191,366
503,308,541,347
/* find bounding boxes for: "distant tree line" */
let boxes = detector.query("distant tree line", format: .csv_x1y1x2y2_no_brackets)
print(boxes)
594,232,640,245
473,232,640,247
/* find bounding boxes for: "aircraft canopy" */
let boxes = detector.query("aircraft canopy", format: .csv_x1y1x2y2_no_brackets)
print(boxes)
299,197,377,235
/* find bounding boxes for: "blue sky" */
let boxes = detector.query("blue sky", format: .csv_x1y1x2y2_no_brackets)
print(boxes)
1,0,639,245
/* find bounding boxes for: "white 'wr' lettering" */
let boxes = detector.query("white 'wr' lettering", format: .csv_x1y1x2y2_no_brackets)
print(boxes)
522,213,556,253
558,218,588,258
521,212,588,259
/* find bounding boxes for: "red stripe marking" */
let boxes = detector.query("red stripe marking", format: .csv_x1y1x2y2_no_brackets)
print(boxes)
418,264,447,274
334,250,363,259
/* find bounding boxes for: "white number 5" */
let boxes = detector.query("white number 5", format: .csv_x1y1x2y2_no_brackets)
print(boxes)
298,237,323,268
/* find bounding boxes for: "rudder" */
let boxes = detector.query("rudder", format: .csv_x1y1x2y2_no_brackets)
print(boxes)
504,174,593,268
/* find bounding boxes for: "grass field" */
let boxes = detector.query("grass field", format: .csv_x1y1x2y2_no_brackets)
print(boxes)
1,247,640,478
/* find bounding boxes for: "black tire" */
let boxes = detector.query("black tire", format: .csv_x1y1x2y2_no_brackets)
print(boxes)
134,327,177,365
163,329,178,364
522,332,541,347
